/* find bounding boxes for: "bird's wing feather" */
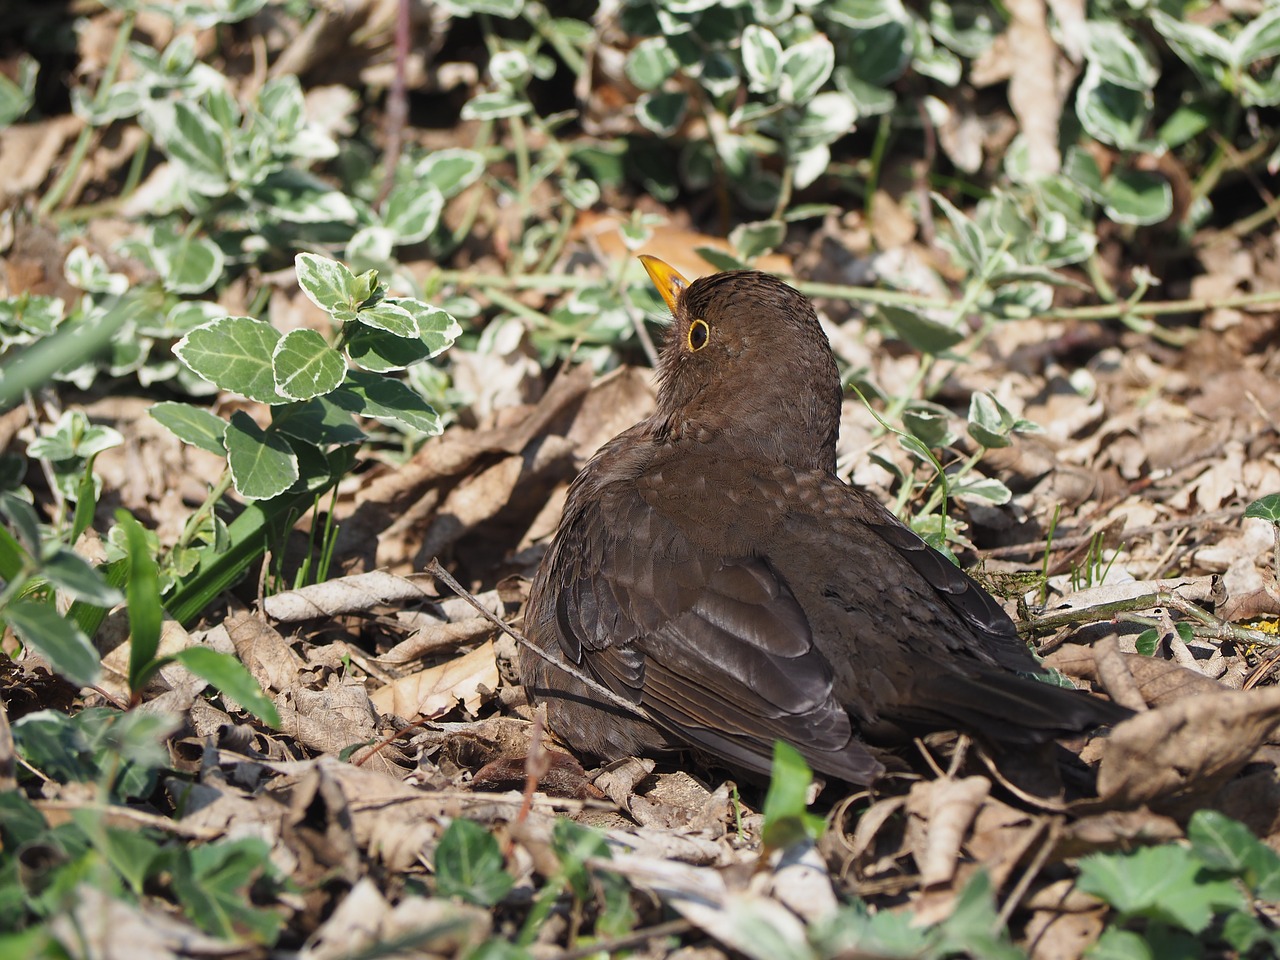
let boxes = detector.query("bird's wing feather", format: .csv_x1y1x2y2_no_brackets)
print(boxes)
545,485,880,781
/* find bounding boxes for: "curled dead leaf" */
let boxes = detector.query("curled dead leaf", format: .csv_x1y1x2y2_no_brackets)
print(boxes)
370,641,499,720
1096,685,1280,813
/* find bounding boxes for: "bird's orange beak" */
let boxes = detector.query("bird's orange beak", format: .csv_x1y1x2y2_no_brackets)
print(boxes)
638,255,689,314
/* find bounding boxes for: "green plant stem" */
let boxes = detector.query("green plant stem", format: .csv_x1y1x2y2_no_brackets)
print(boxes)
39,10,135,215
175,470,234,553
863,112,892,228
523,2,585,74
1021,589,1279,647
509,114,533,241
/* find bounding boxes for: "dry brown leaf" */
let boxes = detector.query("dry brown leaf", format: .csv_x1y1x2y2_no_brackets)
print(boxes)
905,776,991,888
278,678,393,773
300,878,491,960
48,884,242,960
1096,685,1280,812
225,611,306,695
1046,644,1226,707
379,616,496,665
370,640,499,720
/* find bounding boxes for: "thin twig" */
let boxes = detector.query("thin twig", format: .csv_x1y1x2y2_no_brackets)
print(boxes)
556,919,694,960
996,817,1061,930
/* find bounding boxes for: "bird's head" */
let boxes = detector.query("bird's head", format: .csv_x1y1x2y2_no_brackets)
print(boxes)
639,256,843,472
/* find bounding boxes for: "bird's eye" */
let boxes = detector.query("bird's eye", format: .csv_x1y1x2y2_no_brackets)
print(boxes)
687,318,709,352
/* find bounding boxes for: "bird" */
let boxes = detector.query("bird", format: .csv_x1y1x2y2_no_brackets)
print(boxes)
519,257,1129,784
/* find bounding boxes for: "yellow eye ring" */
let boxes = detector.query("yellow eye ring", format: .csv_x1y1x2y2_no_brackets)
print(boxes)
687,318,709,352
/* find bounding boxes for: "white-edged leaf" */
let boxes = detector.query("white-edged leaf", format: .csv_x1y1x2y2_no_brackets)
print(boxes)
415,148,485,198
174,315,287,403
224,410,299,500
382,183,444,244
333,370,442,435
149,401,228,455
295,253,360,317
272,328,345,400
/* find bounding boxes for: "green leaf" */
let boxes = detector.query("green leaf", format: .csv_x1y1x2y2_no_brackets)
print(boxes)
952,476,1012,506
1188,809,1280,898
172,646,281,728
345,327,434,372
41,549,122,606
760,741,825,850
461,92,530,121
440,0,523,16
162,100,228,181
356,301,419,338
902,404,955,452
149,402,229,455
626,36,678,91
729,220,785,262
1076,844,1247,934
932,193,987,270
295,252,361,316
635,91,687,137
561,177,600,210
1103,168,1173,226
0,491,41,555
1082,21,1158,90
0,53,36,126
117,511,163,696
272,329,345,401
694,246,749,272
742,24,783,92
967,392,1017,449
779,34,834,103
273,398,367,446
174,316,288,404
434,818,515,906
394,301,461,357
415,148,486,198
156,233,224,295
332,370,442,435
1233,7,1280,67
4,599,101,688
254,169,358,223
878,304,965,355
0,293,64,335
168,837,283,942
1075,64,1155,152
1134,629,1159,656
930,870,1024,960
1244,493,1280,524
224,411,300,500
382,183,444,244
793,91,859,144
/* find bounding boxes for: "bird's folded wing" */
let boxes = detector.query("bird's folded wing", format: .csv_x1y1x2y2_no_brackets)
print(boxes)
863,514,1037,671
548,495,880,781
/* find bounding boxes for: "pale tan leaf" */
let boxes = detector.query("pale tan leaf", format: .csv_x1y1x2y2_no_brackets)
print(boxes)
370,641,499,720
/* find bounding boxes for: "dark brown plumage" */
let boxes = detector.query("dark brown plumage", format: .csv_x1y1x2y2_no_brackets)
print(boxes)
520,260,1127,784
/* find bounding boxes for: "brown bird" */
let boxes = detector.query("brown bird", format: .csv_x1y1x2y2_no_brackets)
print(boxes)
520,259,1127,784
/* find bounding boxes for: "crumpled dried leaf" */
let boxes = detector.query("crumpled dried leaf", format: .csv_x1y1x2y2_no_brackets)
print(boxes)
1096,686,1280,812
370,641,499,720
48,883,244,960
300,877,490,960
